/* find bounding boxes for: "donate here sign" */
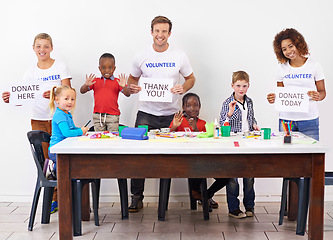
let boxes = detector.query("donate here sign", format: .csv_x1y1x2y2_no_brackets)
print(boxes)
274,87,310,113
9,83,41,106
139,77,173,102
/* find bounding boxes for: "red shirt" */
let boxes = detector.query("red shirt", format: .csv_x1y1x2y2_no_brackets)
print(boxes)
169,116,206,132
89,77,123,115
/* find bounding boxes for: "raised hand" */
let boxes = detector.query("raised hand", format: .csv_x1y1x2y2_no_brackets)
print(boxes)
117,74,128,88
85,74,96,87
173,111,184,127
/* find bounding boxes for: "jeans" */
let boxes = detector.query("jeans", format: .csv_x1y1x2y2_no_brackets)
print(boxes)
279,117,319,141
226,178,255,212
131,111,175,197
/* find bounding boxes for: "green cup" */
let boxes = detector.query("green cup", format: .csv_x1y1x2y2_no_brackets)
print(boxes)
118,125,128,137
261,128,271,140
138,125,148,136
221,125,231,137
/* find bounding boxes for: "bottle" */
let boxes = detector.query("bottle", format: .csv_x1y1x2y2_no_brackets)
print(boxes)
214,118,220,139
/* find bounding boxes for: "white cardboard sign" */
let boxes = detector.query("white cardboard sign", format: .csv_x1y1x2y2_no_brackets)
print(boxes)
9,83,41,106
139,77,173,102
274,87,310,113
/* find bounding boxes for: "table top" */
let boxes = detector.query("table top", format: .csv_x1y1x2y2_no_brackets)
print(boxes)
50,132,328,155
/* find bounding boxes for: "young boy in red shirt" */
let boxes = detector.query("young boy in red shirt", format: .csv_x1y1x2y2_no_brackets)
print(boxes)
80,53,131,131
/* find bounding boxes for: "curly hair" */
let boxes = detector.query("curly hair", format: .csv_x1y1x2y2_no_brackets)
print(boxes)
273,28,309,64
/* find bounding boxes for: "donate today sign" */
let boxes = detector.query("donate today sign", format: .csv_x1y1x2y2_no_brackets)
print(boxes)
139,77,173,102
274,87,310,113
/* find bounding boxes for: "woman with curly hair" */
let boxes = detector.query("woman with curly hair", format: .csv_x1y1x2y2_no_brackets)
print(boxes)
267,28,326,141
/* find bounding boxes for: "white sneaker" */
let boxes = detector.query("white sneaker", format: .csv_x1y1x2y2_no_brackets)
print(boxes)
43,159,56,180
229,209,246,219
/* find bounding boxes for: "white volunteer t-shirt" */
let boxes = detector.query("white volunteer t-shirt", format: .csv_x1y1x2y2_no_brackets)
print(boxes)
276,57,325,121
23,60,72,120
130,44,193,116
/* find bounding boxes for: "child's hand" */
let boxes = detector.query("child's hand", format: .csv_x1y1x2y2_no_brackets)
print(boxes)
2,91,10,103
227,100,237,117
117,74,127,88
308,91,320,101
81,126,89,135
188,118,198,131
85,74,96,87
267,93,276,103
173,111,183,127
171,84,184,95
43,90,51,99
129,84,142,94
253,123,260,131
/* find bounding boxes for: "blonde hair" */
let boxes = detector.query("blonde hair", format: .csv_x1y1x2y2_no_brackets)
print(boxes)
49,85,76,114
232,71,250,84
33,33,53,47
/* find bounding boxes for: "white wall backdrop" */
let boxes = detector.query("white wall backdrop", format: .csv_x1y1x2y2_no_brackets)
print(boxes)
0,0,332,202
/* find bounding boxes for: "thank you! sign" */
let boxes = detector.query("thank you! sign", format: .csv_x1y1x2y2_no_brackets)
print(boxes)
10,83,41,106
139,77,173,102
274,87,310,112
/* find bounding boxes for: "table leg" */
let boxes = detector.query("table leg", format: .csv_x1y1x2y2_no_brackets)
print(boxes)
308,153,324,240
58,154,73,240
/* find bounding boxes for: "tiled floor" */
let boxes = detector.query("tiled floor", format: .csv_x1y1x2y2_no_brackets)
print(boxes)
0,201,333,240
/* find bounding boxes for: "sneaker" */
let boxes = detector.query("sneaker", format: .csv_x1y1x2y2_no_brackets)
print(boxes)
128,195,143,213
43,159,56,180
199,198,219,208
209,198,219,208
245,208,254,217
50,201,58,214
229,209,246,219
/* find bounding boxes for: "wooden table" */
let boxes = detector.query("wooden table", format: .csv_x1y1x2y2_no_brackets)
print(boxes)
51,133,327,240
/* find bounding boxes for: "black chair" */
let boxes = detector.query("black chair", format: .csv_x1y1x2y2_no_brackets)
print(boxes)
279,177,310,236
158,178,210,221
326,172,333,185
27,130,101,236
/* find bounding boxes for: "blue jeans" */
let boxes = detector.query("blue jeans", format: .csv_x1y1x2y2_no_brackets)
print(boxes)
279,117,319,141
226,178,255,212
48,150,57,174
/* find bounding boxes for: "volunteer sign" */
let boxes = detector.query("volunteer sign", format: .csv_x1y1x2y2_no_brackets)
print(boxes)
10,83,41,105
275,87,309,113
139,77,173,102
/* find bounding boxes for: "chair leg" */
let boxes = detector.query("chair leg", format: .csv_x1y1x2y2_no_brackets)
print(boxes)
117,179,129,220
72,180,82,237
279,178,289,225
41,187,54,224
165,178,171,210
188,179,197,210
91,181,100,226
158,178,170,221
28,180,42,231
296,178,310,236
200,178,209,220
